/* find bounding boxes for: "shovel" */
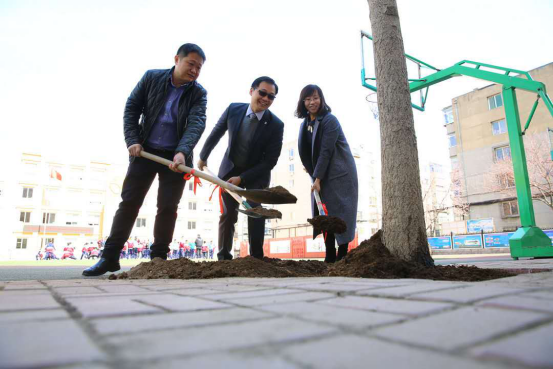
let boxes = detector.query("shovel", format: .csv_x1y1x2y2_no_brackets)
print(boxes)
313,189,327,216
203,167,280,220
139,151,296,205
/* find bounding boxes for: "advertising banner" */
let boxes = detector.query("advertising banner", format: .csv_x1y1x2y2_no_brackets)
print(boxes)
306,237,325,253
428,236,452,249
269,240,290,254
483,233,514,248
453,234,483,249
467,218,495,233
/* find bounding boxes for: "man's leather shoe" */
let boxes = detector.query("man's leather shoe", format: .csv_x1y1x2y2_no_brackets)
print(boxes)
82,258,120,277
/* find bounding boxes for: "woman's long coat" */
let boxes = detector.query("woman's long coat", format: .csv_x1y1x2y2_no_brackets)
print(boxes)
298,112,358,245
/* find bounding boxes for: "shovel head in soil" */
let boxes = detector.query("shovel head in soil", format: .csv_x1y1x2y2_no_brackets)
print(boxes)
140,151,297,205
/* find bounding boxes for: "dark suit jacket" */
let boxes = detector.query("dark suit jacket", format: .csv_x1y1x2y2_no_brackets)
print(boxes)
199,103,284,188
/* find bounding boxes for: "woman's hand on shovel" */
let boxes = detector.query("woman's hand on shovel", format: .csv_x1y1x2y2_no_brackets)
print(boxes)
311,178,321,192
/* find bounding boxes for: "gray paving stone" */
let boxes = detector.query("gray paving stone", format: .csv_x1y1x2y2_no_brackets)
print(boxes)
162,287,232,296
133,294,232,311
470,321,553,367
105,317,336,361
0,294,60,311
201,288,301,301
92,307,274,335
257,301,404,328
0,289,52,295
357,282,468,297
53,286,105,295
0,309,69,323
65,296,163,318
411,285,525,303
520,290,553,301
96,284,153,293
318,295,452,316
3,283,47,290
281,334,503,369
0,319,105,368
375,306,548,350
151,352,298,369
225,292,334,307
290,282,384,292
478,294,553,314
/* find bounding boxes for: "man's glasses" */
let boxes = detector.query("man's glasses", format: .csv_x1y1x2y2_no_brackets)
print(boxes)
256,89,276,100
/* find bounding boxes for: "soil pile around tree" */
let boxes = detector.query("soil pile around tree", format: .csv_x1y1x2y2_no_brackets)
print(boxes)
308,216,347,234
112,230,516,282
328,231,516,281
243,207,282,219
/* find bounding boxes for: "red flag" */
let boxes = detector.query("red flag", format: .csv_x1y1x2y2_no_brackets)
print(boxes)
50,168,62,181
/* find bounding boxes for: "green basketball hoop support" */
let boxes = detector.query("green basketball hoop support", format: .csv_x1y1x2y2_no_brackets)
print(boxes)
360,31,553,259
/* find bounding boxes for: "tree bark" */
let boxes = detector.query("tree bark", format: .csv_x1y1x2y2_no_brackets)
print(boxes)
368,0,434,266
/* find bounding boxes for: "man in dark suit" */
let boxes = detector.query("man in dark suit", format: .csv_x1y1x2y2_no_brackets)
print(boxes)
198,76,284,260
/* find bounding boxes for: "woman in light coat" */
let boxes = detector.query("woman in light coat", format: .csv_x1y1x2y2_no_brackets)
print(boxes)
296,85,358,262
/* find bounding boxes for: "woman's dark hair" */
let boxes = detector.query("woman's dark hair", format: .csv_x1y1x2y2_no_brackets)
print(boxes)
251,76,278,95
176,43,206,62
295,84,331,119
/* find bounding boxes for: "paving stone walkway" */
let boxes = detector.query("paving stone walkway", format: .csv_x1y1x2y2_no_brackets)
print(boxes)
1,270,553,369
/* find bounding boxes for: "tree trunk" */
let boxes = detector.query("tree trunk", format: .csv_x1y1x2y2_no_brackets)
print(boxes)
368,0,434,266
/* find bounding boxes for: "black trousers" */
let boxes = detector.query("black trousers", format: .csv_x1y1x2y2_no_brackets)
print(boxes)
324,232,349,263
102,147,187,260
218,168,265,260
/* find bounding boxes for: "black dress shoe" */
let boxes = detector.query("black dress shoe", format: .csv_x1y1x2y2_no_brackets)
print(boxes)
82,258,121,277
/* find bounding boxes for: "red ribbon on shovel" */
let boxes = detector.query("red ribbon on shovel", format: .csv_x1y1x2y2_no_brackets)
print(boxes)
209,185,225,214
183,169,203,195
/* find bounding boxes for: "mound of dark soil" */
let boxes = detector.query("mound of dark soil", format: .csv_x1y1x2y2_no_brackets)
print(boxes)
110,230,517,282
265,186,297,203
308,216,347,234
328,231,516,281
244,207,282,219
113,255,327,280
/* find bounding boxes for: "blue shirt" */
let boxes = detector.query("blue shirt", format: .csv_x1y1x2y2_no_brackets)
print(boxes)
146,77,189,150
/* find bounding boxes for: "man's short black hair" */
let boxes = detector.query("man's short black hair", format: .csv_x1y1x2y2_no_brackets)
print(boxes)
251,76,278,95
176,43,206,62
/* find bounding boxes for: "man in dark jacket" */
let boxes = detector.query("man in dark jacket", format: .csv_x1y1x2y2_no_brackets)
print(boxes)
198,76,284,260
83,43,208,277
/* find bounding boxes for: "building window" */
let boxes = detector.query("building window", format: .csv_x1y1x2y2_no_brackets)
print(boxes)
494,146,511,162
136,218,147,228
289,164,295,173
19,211,31,223
188,221,196,230
492,119,507,135
188,182,194,191
443,106,454,124
42,213,56,224
497,174,515,189
16,238,28,249
448,134,457,148
488,94,503,110
289,148,294,159
450,156,459,170
87,214,100,226
22,187,34,198
502,201,519,217
89,191,104,205
65,213,80,225
188,202,197,210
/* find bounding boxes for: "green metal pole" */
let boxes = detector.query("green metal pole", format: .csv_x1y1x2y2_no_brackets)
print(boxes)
503,87,535,227
503,87,552,259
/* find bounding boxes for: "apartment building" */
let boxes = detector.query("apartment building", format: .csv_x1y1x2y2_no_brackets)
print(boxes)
1,153,221,260
420,161,454,236
444,62,553,232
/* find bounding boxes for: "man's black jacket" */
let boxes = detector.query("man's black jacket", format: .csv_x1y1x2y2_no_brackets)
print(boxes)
123,67,207,164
